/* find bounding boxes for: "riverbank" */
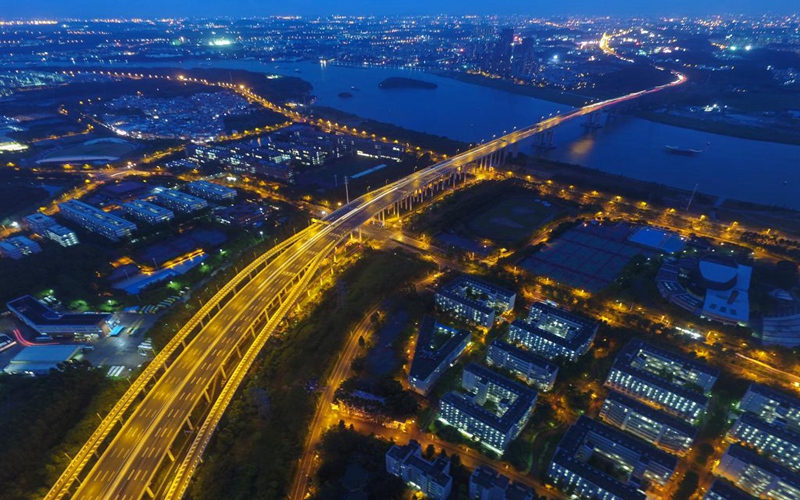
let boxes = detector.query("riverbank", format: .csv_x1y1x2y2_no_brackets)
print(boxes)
430,70,588,107
638,111,800,146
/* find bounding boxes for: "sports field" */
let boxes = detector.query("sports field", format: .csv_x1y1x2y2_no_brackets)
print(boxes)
467,195,555,242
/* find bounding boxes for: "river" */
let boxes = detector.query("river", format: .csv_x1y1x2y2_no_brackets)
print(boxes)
35,58,800,209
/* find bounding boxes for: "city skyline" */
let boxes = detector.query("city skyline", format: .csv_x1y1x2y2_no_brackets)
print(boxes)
4,0,799,19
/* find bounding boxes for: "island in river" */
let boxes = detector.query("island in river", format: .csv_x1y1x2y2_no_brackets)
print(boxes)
378,77,438,90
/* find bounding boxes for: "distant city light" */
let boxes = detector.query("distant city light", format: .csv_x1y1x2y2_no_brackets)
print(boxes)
209,38,232,47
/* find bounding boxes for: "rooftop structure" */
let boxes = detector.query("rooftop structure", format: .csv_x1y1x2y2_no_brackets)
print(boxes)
45,224,79,247
486,339,559,392
507,302,597,362
758,311,800,348
600,390,697,456
715,444,800,500
435,275,516,327
3,344,84,375
150,188,208,214
58,200,137,242
604,339,719,424
185,180,237,202
469,465,535,500
122,199,175,225
7,295,109,336
0,235,42,259
408,316,470,395
627,226,686,254
386,440,452,500
547,416,677,500
438,363,537,454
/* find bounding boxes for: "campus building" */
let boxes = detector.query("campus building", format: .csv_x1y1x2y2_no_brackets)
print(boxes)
714,444,800,500
435,275,516,327
600,390,697,456
486,339,558,392
408,316,470,395
604,340,719,424
507,302,597,362
185,180,237,202
150,188,208,214
547,416,677,500
7,295,109,336
3,344,84,376
469,465,535,500
122,199,175,224
0,235,42,259
438,363,537,454
739,383,800,432
44,225,79,247
58,200,137,241
385,440,453,500
728,411,800,473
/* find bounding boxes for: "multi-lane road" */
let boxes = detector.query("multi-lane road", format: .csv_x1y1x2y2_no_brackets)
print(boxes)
47,67,685,500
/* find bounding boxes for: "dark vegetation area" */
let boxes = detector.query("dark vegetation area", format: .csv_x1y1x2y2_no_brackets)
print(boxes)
187,249,433,500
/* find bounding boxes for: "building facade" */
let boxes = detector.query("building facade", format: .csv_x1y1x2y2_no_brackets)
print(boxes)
600,390,697,456
0,236,42,259
507,302,597,362
122,199,175,224
728,411,800,473
714,444,800,500
151,188,208,213
45,224,79,247
469,465,535,500
486,339,558,392
185,180,237,202
435,275,516,327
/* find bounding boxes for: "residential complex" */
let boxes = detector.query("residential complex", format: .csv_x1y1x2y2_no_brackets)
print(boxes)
385,440,453,500
122,199,175,224
507,302,597,362
7,295,109,336
714,443,800,500
486,339,558,392
0,235,42,259
58,200,137,241
408,316,470,395
23,212,57,233
604,340,719,424
435,275,516,327
438,363,537,454
547,416,677,500
185,180,237,202
600,390,697,456
469,465,535,500
151,188,208,214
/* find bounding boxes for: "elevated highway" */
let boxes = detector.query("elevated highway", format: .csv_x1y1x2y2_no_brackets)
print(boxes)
47,67,685,500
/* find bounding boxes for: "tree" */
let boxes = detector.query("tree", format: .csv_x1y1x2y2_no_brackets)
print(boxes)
503,438,533,472
358,335,366,348
424,444,436,459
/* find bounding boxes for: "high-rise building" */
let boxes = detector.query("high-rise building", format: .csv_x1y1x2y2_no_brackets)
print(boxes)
435,275,516,327
438,363,537,454
604,340,719,424
490,28,515,78
486,339,558,391
408,316,470,395
714,444,800,500
58,200,137,242
600,390,697,456
122,200,175,225
507,302,597,362
45,225,79,247
469,465,535,500
547,416,677,500
386,440,452,500
728,411,800,473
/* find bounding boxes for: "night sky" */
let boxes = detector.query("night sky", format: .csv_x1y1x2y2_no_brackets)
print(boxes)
3,0,797,19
